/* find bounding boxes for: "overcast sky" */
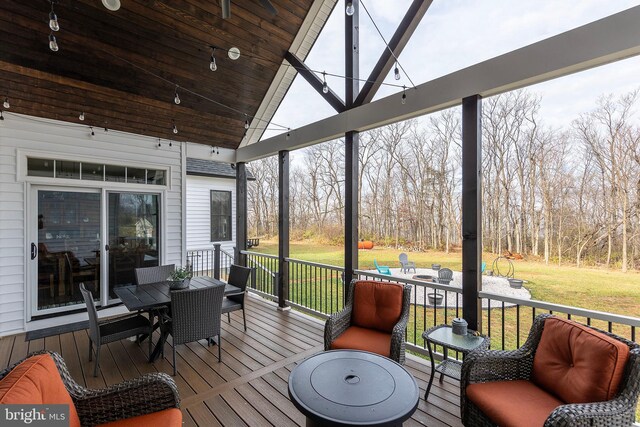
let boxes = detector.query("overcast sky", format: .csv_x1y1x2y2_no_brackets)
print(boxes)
264,0,640,142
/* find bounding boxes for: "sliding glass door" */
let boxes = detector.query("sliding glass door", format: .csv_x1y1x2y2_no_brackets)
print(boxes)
107,192,160,300
35,189,101,311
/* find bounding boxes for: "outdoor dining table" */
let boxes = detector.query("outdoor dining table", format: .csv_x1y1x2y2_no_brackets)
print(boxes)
114,276,241,362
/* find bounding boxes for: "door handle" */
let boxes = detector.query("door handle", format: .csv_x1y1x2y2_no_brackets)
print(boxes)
31,243,38,260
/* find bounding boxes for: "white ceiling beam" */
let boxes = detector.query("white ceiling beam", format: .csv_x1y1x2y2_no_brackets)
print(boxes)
236,6,640,162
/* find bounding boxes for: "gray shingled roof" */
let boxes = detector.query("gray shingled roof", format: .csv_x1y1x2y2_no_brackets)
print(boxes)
186,158,254,180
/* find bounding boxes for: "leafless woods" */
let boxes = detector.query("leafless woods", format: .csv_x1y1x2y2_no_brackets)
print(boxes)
248,89,640,270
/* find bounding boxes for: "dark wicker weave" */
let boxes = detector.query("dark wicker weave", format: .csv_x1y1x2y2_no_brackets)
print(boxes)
460,314,640,427
80,283,152,377
134,264,176,285
164,284,225,375
221,264,252,331
0,350,180,427
324,279,412,364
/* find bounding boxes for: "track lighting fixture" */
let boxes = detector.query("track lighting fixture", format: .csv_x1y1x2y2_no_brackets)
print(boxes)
346,1,355,16
209,47,217,71
401,86,407,105
49,1,59,32
394,63,401,81
3,98,9,109
79,111,85,121
172,123,178,134
174,86,181,104
322,71,329,94
48,33,59,52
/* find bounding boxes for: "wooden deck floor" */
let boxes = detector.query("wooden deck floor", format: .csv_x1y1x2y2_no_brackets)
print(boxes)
0,295,463,427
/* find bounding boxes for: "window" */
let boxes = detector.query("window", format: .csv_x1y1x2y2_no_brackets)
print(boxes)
210,190,232,241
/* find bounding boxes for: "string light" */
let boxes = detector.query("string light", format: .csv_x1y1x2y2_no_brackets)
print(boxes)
322,71,329,94
401,86,407,105
286,128,290,140
212,146,219,155
244,115,250,130
0,111,4,121
174,86,181,105
172,122,178,134
48,33,59,52
209,47,217,71
157,139,162,148
78,111,85,121
49,1,59,32
169,141,173,147
89,127,95,137
346,1,355,16
3,98,9,109
394,63,401,81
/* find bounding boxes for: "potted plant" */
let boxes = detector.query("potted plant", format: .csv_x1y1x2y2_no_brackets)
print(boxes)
168,266,192,290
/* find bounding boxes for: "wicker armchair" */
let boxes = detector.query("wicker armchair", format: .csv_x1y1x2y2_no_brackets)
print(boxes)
461,314,640,427
324,279,411,364
0,351,180,426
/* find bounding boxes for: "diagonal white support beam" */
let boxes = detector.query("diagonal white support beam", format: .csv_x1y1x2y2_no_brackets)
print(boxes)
236,6,640,162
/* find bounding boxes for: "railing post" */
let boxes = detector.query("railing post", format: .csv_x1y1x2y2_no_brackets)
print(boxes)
278,150,290,310
462,94,483,332
236,162,248,267
213,243,221,279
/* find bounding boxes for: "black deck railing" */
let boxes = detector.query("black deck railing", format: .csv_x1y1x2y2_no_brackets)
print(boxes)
186,244,234,281
215,250,640,356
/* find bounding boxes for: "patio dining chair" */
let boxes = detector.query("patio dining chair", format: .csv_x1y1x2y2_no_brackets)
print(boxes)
398,253,416,273
80,283,152,377
373,259,391,275
162,284,225,375
221,264,252,331
135,264,176,285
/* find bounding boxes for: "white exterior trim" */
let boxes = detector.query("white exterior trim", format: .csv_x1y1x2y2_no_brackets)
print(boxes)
236,5,640,162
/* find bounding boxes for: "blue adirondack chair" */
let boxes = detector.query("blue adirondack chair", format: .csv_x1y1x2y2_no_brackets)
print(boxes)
481,261,487,273
374,259,391,275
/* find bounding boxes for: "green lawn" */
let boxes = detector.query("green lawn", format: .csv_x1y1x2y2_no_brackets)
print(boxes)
253,240,640,319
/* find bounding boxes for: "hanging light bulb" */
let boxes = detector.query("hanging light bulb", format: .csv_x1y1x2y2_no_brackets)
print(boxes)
49,2,59,32
346,1,355,16
157,139,162,148
89,127,95,137
244,115,250,130
394,63,401,80
48,33,59,52
174,87,181,105
286,128,290,140
172,123,178,134
401,86,407,105
78,111,85,121
322,72,329,94
0,111,4,121
209,47,217,71
3,97,9,109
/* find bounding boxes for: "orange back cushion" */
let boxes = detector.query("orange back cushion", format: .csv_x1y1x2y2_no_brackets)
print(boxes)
532,317,630,404
0,354,81,427
351,281,404,333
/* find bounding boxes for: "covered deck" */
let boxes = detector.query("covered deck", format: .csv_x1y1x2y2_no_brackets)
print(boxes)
0,295,462,427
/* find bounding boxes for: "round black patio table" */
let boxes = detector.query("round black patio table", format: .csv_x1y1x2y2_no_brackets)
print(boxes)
288,350,419,427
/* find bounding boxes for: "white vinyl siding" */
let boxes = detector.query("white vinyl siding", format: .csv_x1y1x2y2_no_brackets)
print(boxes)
186,175,236,255
0,114,184,336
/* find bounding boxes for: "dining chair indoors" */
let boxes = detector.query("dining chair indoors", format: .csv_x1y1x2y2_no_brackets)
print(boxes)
222,264,252,331
80,283,152,377
163,284,225,375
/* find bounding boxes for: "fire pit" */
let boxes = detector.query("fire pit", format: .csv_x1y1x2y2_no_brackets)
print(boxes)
412,274,436,282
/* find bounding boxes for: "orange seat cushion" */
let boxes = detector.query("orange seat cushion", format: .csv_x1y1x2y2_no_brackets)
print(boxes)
330,326,392,357
351,281,403,332
98,408,182,427
0,354,81,427
467,380,563,427
532,317,630,403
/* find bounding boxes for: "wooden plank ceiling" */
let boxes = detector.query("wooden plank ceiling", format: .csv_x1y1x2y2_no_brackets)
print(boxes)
0,0,314,148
